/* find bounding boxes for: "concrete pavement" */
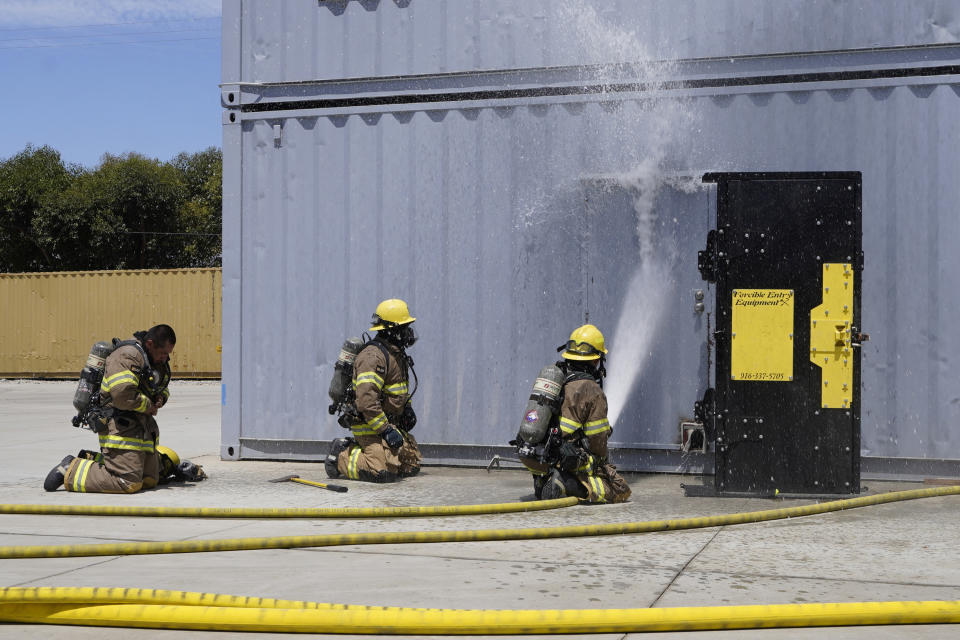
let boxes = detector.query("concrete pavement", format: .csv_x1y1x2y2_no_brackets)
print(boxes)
2,379,960,638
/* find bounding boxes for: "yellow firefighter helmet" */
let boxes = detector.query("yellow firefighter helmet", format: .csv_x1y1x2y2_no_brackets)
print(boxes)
561,324,608,361
156,445,180,476
370,298,416,330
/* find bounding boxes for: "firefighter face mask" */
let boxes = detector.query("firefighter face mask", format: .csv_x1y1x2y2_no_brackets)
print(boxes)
398,324,417,348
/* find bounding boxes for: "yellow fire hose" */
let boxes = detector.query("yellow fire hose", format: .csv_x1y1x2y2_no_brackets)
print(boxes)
1,485,957,559
0,496,577,519
4,488,959,633
0,588,958,633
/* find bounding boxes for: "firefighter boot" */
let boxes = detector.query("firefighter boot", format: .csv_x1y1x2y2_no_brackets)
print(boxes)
44,455,75,492
324,438,353,479
533,474,547,500
540,469,586,500
539,469,566,500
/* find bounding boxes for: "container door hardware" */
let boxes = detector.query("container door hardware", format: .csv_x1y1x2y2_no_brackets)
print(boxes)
809,263,854,409
698,229,718,283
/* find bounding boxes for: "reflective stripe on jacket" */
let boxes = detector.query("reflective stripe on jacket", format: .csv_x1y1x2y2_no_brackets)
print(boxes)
100,342,153,414
98,433,155,453
351,341,410,438
559,378,612,458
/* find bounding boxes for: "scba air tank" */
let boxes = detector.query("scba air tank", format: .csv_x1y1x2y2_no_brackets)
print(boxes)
327,337,365,407
73,341,114,413
516,364,566,446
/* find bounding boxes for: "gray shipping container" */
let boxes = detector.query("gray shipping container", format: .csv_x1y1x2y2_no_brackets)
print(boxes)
221,0,960,478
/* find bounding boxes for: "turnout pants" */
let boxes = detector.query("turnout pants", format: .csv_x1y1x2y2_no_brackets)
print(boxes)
63,414,160,493
337,430,422,482
520,456,631,504
577,462,631,504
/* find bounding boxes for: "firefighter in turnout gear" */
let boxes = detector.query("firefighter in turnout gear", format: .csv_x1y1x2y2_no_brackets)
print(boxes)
44,325,176,493
325,299,422,483
518,324,631,503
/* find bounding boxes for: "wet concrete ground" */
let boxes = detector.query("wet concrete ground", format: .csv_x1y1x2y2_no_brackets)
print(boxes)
2,379,959,638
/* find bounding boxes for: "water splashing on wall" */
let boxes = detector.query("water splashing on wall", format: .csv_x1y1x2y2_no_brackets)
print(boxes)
553,1,700,428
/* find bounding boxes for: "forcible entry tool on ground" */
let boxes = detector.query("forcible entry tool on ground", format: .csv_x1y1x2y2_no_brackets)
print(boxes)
269,475,348,493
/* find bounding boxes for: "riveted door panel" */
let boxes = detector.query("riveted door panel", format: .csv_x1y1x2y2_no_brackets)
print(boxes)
703,172,862,495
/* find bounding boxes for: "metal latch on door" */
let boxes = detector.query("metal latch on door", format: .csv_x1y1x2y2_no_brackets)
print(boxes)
809,263,856,409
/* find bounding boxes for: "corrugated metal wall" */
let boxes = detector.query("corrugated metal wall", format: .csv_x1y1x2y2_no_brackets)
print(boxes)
232,0,959,82
222,0,960,473
0,269,222,377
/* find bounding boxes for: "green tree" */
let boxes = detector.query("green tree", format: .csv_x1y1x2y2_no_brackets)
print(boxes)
0,145,77,272
36,169,112,271
39,153,187,270
3,144,223,271
172,147,222,267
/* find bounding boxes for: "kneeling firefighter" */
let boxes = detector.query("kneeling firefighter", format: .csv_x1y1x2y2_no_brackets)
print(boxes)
325,299,422,483
513,324,631,503
54,445,206,487
45,324,205,493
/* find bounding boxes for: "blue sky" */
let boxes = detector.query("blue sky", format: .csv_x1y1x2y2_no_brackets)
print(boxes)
0,1,222,168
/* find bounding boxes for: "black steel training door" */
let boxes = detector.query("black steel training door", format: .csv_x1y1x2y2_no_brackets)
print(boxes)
699,172,863,496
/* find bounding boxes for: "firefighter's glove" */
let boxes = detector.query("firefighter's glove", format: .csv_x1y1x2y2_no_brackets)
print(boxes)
383,426,404,450
398,404,417,432
558,441,588,473
87,405,112,434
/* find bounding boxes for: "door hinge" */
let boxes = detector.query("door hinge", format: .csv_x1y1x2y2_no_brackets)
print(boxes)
698,229,718,283
694,387,716,441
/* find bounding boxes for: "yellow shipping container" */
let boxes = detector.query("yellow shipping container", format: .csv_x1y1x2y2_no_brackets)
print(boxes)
0,268,221,378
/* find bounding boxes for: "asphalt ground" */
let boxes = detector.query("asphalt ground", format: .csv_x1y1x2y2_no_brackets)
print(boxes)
2,379,960,639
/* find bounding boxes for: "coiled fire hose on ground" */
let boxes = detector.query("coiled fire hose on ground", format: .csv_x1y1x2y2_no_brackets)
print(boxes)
2,486,959,633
